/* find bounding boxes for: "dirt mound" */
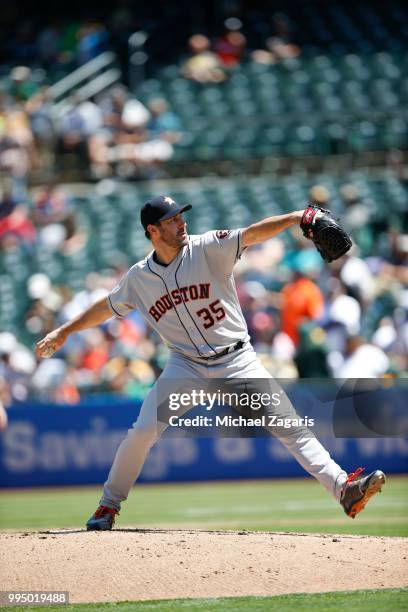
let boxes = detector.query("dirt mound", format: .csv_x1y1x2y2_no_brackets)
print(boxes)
1,529,407,603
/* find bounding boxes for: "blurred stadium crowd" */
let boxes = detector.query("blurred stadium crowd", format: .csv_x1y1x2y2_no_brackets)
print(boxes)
0,0,407,416
2,0,408,184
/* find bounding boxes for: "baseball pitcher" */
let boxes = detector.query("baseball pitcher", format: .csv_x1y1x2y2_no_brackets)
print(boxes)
36,195,385,530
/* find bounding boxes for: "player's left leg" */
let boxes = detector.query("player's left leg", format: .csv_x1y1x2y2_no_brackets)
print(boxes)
215,347,385,517
263,394,386,516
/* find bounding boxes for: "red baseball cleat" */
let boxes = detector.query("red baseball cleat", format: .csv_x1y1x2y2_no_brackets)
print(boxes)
340,467,386,519
86,505,119,531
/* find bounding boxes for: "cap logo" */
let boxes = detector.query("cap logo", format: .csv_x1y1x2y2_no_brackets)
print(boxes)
164,196,176,206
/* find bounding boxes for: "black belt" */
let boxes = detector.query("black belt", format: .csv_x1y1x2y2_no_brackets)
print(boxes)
199,340,246,361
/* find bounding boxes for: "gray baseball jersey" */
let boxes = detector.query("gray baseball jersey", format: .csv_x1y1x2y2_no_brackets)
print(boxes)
107,229,250,358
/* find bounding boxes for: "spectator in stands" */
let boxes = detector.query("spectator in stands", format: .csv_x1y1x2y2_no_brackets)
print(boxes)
326,280,361,338
76,96,103,139
96,86,149,145
239,280,276,350
53,365,80,404
32,184,87,255
0,181,36,250
56,93,88,163
25,88,56,173
118,88,150,134
59,21,82,62
4,98,35,156
87,131,112,178
25,277,62,339
214,18,247,67
31,356,69,402
76,22,109,66
66,94,104,175
269,13,300,59
372,316,399,356
340,183,373,255
252,13,300,64
0,332,36,402
280,267,324,346
32,183,73,227
294,322,330,378
339,255,375,306
182,34,226,84
0,97,32,198
0,182,18,218
78,328,111,375
110,90,151,176
100,89,180,178
9,66,38,101
0,202,36,249
86,89,124,177
385,230,408,267
333,335,390,378
147,98,182,145
108,96,183,177
309,184,330,207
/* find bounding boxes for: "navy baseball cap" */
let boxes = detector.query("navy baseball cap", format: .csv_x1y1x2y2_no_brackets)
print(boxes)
140,195,192,230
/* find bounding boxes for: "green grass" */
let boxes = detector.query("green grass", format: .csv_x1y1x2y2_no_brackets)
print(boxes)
0,476,407,536
2,589,407,612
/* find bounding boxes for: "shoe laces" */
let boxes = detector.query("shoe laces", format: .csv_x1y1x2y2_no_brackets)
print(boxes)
344,466,365,487
94,505,118,518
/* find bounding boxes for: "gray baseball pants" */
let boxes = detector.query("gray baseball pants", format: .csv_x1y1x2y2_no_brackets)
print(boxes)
101,345,347,511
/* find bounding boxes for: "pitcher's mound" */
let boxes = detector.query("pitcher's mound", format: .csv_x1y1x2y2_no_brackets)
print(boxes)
1,529,407,604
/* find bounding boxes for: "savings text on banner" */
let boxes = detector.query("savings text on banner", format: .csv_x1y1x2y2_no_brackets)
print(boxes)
0,382,407,488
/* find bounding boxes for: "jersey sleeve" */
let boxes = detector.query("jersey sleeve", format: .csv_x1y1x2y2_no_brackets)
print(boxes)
201,229,245,276
107,268,138,318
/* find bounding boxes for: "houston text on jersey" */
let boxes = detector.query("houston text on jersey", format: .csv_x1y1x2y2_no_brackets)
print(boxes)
149,283,211,322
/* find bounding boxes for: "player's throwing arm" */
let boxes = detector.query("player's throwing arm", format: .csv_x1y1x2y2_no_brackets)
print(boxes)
35,297,112,359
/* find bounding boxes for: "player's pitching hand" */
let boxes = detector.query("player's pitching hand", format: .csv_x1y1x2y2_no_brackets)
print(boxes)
35,328,68,359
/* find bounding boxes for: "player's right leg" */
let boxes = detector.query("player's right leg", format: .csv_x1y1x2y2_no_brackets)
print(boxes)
86,385,160,530
86,353,205,530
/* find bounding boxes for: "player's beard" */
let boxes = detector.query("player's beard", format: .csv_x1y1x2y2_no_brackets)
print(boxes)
177,231,189,246
160,227,188,249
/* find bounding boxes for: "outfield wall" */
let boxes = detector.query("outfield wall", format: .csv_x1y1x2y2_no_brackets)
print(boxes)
0,399,407,488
